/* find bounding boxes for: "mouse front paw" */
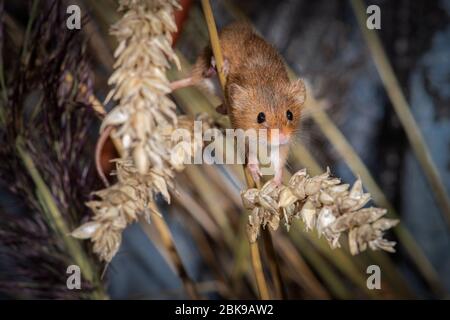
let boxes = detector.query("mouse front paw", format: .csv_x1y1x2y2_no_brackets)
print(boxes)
211,56,230,76
247,163,262,184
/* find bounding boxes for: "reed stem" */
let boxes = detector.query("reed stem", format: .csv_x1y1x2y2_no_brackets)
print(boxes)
93,105,199,300
249,241,271,299
262,229,287,299
20,0,39,63
350,0,450,227
149,202,201,300
200,0,226,89
16,137,106,299
200,0,278,300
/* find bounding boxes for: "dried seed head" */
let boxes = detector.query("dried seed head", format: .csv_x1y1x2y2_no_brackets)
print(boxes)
72,1,219,263
103,0,182,177
244,168,399,256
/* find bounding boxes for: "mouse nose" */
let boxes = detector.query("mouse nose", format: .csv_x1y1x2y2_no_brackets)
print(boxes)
267,128,291,145
278,132,290,145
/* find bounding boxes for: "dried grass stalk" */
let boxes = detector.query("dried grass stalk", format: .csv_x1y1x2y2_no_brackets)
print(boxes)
242,168,399,255
350,0,450,227
200,0,283,299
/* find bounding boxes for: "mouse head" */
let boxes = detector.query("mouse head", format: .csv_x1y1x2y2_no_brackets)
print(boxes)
228,79,306,145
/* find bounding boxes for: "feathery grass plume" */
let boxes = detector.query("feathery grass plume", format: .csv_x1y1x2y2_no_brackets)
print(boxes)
242,168,399,255
0,1,105,298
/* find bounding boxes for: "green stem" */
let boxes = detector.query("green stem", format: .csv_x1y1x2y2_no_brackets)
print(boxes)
16,136,106,299
21,0,39,63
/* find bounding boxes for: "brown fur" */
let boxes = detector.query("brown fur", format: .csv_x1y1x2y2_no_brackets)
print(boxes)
192,22,306,141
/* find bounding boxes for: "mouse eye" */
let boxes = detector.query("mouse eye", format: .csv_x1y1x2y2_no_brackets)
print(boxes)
257,112,266,124
286,110,293,121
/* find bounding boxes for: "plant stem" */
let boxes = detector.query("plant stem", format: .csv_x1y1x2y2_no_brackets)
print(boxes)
21,0,39,63
200,0,226,89
289,230,353,299
300,97,444,293
249,241,270,299
350,0,450,228
262,229,287,299
99,136,200,299
16,136,106,300
201,0,285,299
149,202,200,300
93,101,200,299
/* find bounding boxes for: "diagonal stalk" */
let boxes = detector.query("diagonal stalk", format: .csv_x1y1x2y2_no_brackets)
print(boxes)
201,0,286,299
95,123,200,299
350,0,450,227
16,136,106,299
262,229,287,299
20,0,39,63
148,202,200,300
219,1,445,297
289,108,444,295
249,235,270,299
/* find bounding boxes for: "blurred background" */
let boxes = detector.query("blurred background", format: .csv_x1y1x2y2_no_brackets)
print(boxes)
0,0,449,299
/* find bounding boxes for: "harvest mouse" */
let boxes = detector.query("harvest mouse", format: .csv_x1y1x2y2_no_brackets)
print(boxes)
171,22,306,185
96,22,306,186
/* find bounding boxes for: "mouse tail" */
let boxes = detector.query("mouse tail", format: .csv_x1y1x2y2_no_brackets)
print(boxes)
169,47,216,92
169,77,195,91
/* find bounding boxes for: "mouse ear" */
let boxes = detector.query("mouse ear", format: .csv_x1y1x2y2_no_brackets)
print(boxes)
228,83,249,108
290,79,306,105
